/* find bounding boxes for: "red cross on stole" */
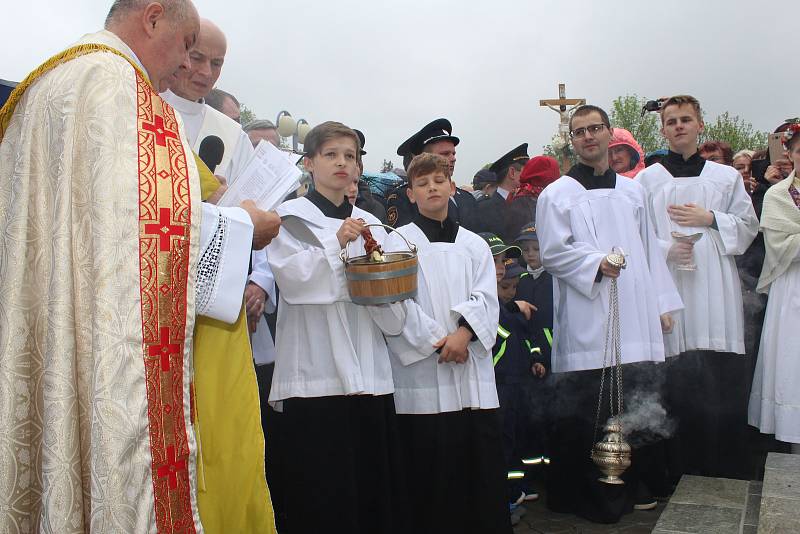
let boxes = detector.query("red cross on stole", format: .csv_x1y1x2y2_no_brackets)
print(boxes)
142,114,178,146
144,207,186,252
148,326,181,372
157,445,188,489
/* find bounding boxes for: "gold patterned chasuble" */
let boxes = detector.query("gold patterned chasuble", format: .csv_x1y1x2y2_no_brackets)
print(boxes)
0,34,273,534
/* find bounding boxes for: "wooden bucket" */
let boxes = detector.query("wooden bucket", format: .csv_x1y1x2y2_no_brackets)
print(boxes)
341,224,418,305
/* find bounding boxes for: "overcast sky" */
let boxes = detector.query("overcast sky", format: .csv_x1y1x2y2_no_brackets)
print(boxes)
3,0,798,184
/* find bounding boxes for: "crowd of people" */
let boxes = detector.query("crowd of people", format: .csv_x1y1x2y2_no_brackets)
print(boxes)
1,2,799,534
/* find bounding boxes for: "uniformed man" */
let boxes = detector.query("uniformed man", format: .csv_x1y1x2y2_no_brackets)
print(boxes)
386,118,479,229
474,143,530,240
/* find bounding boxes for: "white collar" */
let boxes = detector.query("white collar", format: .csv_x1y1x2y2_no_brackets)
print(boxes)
161,90,206,116
497,187,510,200
527,265,545,279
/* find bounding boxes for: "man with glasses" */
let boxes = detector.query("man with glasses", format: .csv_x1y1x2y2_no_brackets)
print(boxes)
535,105,682,523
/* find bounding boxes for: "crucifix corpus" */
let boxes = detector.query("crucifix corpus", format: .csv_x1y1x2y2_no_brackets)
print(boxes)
540,83,585,173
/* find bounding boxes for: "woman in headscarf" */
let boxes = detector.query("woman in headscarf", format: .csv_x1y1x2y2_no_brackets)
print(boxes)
608,127,645,178
506,156,561,239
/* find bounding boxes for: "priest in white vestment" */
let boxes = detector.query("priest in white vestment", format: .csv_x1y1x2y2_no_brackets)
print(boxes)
536,106,681,523
0,2,279,532
636,95,758,479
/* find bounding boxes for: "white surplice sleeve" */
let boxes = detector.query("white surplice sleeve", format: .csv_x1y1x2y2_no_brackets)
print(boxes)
390,300,449,366
267,224,350,305
710,177,759,256
383,230,448,365
537,187,606,299
249,248,277,314
637,195,684,315
249,247,279,365
196,203,253,323
450,240,500,353
368,302,407,337
638,169,674,259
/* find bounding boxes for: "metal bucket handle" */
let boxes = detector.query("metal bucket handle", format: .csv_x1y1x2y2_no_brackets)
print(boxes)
339,223,417,263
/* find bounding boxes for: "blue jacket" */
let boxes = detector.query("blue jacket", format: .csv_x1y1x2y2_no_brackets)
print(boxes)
493,300,545,384
515,270,554,368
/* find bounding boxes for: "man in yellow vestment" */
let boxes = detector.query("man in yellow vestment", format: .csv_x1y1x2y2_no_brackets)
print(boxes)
0,1,277,533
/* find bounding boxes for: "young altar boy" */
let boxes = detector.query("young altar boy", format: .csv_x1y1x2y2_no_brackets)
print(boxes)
267,121,407,534
636,95,759,479
385,153,512,534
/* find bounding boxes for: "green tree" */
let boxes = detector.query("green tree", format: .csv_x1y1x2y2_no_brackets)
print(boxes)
239,103,256,126
609,95,662,154
699,112,768,153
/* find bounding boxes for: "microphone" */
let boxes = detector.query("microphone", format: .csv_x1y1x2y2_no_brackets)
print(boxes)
198,135,224,174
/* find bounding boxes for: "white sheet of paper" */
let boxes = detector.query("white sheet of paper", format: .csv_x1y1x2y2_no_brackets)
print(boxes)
218,140,301,211
289,152,304,165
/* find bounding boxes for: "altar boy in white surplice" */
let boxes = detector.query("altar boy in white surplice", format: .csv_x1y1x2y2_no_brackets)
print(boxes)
267,122,408,534
636,95,759,480
385,153,512,534
536,105,682,523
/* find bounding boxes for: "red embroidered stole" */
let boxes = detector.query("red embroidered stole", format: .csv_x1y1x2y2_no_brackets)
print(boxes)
135,71,196,534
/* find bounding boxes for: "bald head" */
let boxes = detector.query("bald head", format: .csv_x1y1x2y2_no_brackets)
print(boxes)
105,1,199,93
198,18,227,50
169,17,227,102
106,0,194,27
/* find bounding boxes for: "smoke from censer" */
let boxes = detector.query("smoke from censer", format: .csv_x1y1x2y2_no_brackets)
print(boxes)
613,389,676,447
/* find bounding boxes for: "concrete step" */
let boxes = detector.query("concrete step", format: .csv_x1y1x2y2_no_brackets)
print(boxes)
652,475,759,534
757,452,800,533
653,453,800,533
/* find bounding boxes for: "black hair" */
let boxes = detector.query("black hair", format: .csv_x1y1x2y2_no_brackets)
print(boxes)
569,104,610,131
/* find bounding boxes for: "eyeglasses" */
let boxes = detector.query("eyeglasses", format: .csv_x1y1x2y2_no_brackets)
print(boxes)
569,124,607,139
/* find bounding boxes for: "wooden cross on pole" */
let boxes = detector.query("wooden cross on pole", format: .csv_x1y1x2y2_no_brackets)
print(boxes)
540,83,586,172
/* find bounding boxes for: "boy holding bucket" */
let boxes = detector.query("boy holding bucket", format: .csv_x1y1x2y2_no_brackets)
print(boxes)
385,153,511,533
268,121,407,534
